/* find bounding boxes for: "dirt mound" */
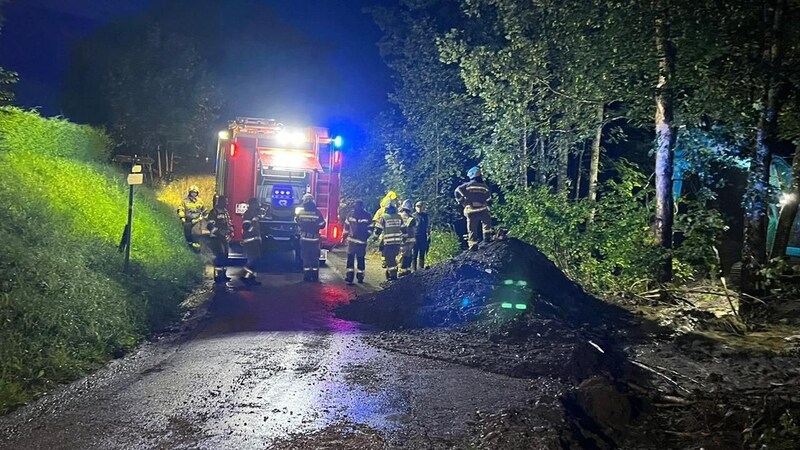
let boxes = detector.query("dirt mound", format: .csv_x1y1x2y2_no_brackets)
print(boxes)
337,238,637,332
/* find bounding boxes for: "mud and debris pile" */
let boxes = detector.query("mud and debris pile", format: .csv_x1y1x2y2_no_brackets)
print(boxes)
337,238,635,332
336,238,800,449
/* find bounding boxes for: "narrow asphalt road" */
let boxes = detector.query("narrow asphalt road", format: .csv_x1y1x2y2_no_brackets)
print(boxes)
0,250,536,449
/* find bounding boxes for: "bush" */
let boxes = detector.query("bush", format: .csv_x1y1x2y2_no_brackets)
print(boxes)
494,161,663,294
427,229,462,266
0,108,202,413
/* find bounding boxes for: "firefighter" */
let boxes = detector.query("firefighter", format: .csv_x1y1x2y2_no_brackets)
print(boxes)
206,195,233,283
177,185,206,250
240,197,263,286
374,200,405,281
412,200,431,270
342,199,372,284
455,166,493,250
398,199,416,277
373,191,398,268
295,193,326,282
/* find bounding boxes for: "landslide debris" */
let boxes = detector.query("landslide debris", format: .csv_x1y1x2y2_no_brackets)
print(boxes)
336,238,800,449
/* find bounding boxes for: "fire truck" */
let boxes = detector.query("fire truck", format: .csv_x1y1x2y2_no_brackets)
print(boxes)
214,117,343,263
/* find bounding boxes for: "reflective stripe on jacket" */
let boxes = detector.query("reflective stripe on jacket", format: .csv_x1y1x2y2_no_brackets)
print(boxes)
207,208,232,238
345,208,373,244
455,180,491,214
178,196,206,220
242,208,262,243
296,208,326,240
400,211,416,244
376,213,404,245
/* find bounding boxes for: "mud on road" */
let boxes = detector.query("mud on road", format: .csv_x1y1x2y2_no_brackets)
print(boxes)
0,253,557,450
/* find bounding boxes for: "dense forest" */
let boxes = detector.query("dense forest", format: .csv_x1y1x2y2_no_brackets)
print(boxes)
341,0,800,306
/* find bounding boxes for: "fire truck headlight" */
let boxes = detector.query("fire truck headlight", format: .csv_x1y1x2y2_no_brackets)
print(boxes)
218,130,230,140
333,136,343,148
290,131,306,146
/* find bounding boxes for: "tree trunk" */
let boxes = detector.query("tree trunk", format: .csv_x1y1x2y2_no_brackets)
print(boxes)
574,141,586,200
588,103,605,203
772,142,800,257
654,0,676,283
741,0,786,295
557,141,569,194
536,135,547,185
520,122,528,189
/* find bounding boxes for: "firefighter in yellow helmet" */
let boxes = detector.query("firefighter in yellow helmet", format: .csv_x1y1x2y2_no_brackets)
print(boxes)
372,190,398,268
177,184,206,251
295,193,326,282
374,200,405,280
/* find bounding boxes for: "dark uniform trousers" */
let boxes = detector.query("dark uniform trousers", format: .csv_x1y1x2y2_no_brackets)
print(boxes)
300,235,321,271
346,241,367,282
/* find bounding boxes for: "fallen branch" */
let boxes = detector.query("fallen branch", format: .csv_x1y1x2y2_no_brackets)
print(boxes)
630,360,692,394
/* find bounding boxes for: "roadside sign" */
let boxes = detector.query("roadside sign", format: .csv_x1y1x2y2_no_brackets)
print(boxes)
127,173,144,185
132,164,143,173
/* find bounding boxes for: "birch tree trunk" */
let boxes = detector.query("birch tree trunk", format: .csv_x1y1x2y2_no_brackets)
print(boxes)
654,0,677,282
588,103,605,203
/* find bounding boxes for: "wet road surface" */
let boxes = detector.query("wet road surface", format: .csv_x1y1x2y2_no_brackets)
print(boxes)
0,254,537,449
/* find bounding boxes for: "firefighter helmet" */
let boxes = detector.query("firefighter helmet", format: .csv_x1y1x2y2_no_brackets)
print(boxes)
467,166,481,179
302,193,315,204
401,199,413,211
188,185,200,194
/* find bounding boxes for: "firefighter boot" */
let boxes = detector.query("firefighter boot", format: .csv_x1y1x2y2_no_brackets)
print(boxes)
356,271,365,284
388,267,398,281
313,269,320,282
242,269,262,286
345,270,355,284
303,269,312,282
214,268,230,283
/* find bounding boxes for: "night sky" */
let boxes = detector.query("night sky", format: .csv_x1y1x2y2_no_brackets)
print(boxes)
0,0,394,146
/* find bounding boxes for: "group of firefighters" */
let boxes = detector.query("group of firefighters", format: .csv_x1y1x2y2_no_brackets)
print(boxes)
175,166,493,286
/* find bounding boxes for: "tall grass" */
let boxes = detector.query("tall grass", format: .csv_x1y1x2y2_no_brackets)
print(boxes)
0,108,203,413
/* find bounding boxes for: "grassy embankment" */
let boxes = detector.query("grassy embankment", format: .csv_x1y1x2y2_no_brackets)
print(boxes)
0,108,203,413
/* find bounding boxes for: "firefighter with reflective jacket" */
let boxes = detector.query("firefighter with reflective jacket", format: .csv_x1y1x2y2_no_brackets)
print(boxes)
295,193,326,282
177,185,206,250
398,199,416,277
455,166,493,250
342,200,372,284
373,191,398,268
206,195,233,283
374,200,405,280
240,197,263,286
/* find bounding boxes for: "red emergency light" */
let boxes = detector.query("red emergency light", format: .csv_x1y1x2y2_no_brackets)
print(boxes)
333,151,342,167
330,224,340,241
229,142,238,157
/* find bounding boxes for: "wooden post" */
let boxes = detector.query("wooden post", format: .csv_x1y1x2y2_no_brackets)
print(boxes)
157,149,163,178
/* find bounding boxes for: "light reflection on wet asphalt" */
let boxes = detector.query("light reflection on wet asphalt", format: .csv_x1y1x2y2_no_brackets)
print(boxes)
0,258,537,449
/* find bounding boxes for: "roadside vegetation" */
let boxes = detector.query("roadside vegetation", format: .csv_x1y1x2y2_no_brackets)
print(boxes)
0,108,203,413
